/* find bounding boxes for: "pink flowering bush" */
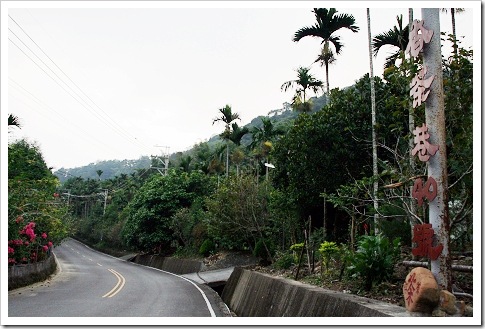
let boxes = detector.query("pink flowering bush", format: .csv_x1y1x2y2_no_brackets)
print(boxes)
8,139,70,266
7,217,54,265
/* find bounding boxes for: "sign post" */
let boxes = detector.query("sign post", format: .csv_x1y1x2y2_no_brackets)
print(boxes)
420,8,451,291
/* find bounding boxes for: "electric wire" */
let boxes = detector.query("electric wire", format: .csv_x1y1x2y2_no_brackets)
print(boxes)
8,14,155,155
8,14,150,149
8,78,128,157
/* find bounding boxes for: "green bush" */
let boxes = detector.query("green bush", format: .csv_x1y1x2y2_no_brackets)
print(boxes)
199,239,215,257
273,251,295,269
318,241,339,273
253,238,275,261
347,234,401,291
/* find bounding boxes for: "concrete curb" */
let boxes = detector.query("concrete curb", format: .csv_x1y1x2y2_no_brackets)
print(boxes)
222,267,411,317
8,253,57,290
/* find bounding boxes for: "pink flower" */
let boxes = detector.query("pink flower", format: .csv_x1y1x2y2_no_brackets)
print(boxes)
16,216,23,223
25,227,36,241
42,245,49,252
41,232,48,239
8,246,14,254
8,258,16,264
48,241,53,247
24,241,29,246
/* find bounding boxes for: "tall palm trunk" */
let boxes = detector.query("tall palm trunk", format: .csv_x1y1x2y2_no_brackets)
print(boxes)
324,41,331,94
408,9,418,233
226,142,229,178
367,8,379,234
451,8,457,56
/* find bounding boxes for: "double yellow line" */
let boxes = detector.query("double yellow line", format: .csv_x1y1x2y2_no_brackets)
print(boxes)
102,269,126,298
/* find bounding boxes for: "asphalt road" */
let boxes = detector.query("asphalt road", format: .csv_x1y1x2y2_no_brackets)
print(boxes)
8,238,228,320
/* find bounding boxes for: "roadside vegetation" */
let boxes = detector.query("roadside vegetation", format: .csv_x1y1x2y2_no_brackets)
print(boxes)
8,9,473,305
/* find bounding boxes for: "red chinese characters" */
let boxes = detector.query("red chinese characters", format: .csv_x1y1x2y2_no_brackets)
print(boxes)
410,66,435,108
412,177,437,206
412,223,443,260
412,123,439,162
405,20,434,58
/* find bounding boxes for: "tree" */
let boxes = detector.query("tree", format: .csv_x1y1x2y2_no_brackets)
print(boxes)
8,139,53,181
367,8,379,233
205,175,273,258
8,113,21,131
441,8,465,56
293,8,359,93
122,170,215,252
96,170,103,180
249,117,285,180
313,42,336,91
212,105,241,177
228,122,249,146
8,139,70,265
281,67,323,112
249,117,285,151
372,15,409,69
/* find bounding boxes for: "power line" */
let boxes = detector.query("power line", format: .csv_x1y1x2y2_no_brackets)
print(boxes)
8,78,128,157
8,14,155,155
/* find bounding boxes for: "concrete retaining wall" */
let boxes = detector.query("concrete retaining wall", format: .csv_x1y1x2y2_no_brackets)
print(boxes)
8,254,57,290
222,267,410,317
131,254,203,274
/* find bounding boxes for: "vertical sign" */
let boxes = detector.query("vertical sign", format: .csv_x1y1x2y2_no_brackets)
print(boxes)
420,9,451,291
405,10,451,291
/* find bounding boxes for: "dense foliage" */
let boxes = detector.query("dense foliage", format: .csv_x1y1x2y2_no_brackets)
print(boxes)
122,169,216,253
8,139,70,265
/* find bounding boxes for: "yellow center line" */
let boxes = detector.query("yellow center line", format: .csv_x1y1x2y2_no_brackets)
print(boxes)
102,269,126,298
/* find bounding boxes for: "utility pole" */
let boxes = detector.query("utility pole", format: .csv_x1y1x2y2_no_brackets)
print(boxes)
152,145,170,175
99,189,108,215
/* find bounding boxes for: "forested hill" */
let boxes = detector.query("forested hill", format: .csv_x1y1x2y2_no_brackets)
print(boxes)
54,94,327,183
54,157,151,183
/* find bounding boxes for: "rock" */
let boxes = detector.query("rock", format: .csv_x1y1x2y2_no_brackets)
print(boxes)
432,308,448,317
403,267,440,313
439,290,457,315
455,301,466,316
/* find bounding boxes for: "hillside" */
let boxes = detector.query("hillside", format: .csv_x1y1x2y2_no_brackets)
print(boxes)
53,94,327,182
54,157,152,183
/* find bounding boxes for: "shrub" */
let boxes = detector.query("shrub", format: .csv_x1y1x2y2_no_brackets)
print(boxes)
253,238,275,262
199,239,215,257
273,251,295,270
347,234,401,291
318,241,339,273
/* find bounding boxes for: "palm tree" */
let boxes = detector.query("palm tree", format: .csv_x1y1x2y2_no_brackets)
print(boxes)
281,66,323,113
367,8,379,234
372,14,409,69
212,105,241,177
8,113,21,132
441,8,465,56
249,117,284,150
293,8,359,93
248,117,285,181
313,41,336,93
228,122,249,146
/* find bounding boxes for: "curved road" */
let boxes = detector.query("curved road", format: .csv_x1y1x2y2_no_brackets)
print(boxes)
8,239,228,319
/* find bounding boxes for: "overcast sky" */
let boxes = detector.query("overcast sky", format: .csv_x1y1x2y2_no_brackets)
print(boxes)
2,1,479,170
